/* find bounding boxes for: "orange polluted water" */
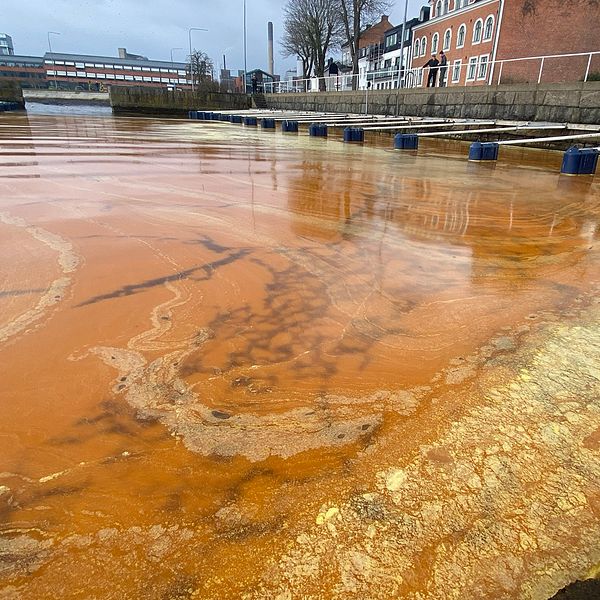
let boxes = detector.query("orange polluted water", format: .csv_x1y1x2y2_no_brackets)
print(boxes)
1,113,600,599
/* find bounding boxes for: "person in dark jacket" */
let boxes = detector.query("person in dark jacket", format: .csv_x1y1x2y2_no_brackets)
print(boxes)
423,53,440,87
251,73,258,93
439,51,448,87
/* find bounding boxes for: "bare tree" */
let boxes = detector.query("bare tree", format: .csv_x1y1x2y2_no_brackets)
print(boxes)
281,12,313,85
187,50,217,89
339,0,390,89
282,0,343,90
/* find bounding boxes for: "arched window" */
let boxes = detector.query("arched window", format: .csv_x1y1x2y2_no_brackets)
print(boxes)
421,36,427,56
443,28,452,51
484,15,494,40
436,1,442,17
473,19,483,43
457,24,466,48
414,39,420,57
432,33,439,53
443,0,449,14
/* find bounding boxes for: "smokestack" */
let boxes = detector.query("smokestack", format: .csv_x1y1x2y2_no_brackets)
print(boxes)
267,21,274,75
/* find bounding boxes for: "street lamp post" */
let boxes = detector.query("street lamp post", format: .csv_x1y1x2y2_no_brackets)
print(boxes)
396,0,409,89
47,31,61,90
188,27,208,92
243,0,248,93
170,47,183,85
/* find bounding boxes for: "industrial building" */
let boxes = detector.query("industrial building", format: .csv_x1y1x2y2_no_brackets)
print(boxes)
0,50,191,90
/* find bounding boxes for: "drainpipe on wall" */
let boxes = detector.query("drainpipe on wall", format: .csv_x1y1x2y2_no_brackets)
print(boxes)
488,0,505,86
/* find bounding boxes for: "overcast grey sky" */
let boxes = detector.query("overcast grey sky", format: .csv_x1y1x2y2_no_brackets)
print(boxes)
5,0,425,74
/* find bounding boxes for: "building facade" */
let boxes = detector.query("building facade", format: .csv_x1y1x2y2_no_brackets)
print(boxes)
43,52,190,90
408,0,600,87
366,17,424,90
342,15,395,67
0,50,192,90
0,33,14,56
410,0,500,87
494,0,600,84
0,55,45,88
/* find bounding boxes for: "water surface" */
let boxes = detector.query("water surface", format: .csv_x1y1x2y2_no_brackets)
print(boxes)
0,113,599,599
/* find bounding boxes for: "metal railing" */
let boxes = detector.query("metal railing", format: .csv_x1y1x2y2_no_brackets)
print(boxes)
264,51,600,94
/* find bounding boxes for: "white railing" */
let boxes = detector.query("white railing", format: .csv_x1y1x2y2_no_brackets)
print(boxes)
264,51,600,94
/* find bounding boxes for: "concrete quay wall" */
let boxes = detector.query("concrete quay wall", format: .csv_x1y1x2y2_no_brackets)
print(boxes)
23,90,110,105
265,82,600,125
110,86,251,116
0,81,25,109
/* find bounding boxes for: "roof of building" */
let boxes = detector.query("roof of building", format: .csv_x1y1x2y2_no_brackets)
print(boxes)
43,52,187,69
0,54,44,65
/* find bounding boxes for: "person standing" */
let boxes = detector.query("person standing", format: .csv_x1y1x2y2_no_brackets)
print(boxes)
439,51,448,87
423,53,440,88
251,73,258,94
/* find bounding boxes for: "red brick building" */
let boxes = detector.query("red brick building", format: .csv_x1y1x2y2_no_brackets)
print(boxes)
341,15,395,66
495,0,600,84
409,0,600,87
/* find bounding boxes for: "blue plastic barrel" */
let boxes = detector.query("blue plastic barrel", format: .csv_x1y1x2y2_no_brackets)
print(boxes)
220,114,231,122
230,115,243,124
261,118,276,129
561,146,599,175
244,116,258,126
394,133,419,150
309,123,327,137
343,127,365,142
282,120,299,133
188,110,196,119
469,141,499,161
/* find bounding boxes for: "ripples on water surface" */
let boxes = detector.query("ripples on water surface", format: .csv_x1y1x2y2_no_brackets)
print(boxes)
0,112,599,599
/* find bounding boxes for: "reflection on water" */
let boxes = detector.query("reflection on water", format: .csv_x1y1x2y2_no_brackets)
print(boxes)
0,113,599,599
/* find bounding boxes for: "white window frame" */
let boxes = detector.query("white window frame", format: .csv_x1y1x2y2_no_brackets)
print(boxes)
472,19,483,44
457,23,466,48
477,54,489,80
414,40,420,57
483,15,494,41
466,56,478,81
421,36,427,56
432,33,439,54
452,59,462,82
435,1,442,17
443,28,452,51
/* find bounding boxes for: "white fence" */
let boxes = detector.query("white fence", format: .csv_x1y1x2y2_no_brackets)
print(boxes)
264,51,600,94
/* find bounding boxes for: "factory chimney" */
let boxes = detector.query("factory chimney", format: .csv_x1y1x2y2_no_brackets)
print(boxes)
267,21,274,76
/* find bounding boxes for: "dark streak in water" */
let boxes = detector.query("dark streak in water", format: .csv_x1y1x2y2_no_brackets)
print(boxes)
76,249,251,306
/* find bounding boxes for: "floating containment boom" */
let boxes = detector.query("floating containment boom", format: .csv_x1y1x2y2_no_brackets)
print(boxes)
281,120,299,133
394,133,419,150
309,123,328,137
468,142,500,161
561,146,599,175
343,127,364,143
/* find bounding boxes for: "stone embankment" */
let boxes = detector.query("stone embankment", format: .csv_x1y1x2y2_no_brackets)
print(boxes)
110,86,251,116
266,81,600,125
